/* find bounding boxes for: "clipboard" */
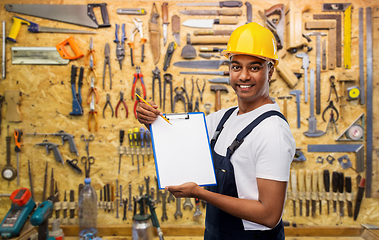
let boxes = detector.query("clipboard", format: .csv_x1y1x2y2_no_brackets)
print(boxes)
150,112,217,189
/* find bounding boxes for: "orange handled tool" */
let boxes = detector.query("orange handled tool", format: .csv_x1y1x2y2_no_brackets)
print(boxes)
56,36,84,60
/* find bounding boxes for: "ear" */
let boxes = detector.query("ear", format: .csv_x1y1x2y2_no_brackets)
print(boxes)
268,63,274,82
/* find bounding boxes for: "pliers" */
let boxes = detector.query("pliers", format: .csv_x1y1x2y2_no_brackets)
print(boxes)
86,55,97,84
131,66,146,100
128,18,147,66
163,73,173,112
134,88,142,119
173,86,187,113
103,43,112,90
103,93,114,118
196,78,206,103
322,100,339,122
327,75,338,102
116,91,128,118
152,66,162,107
183,77,194,112
193,97,200,112
86,77,99,104
114,23,126,70
85,37,96,66
88,96,98,132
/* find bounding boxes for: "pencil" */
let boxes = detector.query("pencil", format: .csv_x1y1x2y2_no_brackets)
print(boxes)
135,93,172,125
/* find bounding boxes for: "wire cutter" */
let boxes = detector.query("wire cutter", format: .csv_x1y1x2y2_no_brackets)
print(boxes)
103,93,114,118
86,77,99,104
85,37,96,66
86,55,97,84
173,87,187,113
128,18,147,66
152,66,162,107
116,91,128,118
103,43,112,90
196,78,206,103
88,96,98,132
131,66,146,100
114,23,126,70
163,73,173,112
327,75,339,102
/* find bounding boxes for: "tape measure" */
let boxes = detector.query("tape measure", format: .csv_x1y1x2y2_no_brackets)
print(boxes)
346,124,364,140
347,86,360,100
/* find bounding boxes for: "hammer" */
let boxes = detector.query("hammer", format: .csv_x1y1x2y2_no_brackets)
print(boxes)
210,85,228,112
277,96,292,120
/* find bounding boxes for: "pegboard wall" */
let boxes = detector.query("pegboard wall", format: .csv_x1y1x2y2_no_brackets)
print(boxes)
1,0,379,229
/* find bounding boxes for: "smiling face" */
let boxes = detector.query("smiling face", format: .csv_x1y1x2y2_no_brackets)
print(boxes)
229,54,274,114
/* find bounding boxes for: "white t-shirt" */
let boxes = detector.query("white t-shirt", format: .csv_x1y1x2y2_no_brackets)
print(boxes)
206,102,296,231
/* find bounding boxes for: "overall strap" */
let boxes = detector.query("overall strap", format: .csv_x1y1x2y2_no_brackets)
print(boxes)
211,107,238,143
226,110,287,158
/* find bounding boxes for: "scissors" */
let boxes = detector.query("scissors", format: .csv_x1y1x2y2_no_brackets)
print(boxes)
66,159,83,175
81,156,95,178
81,134,94,158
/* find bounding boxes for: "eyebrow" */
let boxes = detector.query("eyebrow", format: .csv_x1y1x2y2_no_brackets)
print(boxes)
231,61,264,66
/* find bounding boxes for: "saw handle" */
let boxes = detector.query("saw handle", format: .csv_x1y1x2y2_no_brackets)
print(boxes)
56,37,84,60
7,16,31,42
88,3,111,28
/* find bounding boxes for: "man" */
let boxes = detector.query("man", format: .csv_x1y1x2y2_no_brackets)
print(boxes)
137,22,296,239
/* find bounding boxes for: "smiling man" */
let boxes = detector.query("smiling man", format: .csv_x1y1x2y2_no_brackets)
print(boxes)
136,22,296,240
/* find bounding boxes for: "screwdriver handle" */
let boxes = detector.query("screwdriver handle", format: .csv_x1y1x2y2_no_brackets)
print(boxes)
14,129,22,152
338,172,344,194
305,170,311,199
133,127,140,147
139,128,145,148
128,129,133,147
119,130,125,145
145,129,151,148
312,170,318,200
290,170,297,199
323,169,330,192
332,171,339,193
318,169,324,199
298,169,305,193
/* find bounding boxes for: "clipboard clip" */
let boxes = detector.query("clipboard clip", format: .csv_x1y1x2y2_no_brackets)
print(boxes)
165,113,190,120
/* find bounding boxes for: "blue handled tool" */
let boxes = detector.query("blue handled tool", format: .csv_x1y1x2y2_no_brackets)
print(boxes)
69,65,83,115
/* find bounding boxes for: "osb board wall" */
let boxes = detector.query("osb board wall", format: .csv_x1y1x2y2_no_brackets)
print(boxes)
0,0,378,229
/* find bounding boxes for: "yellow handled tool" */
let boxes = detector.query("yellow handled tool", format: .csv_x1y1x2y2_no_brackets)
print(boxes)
7,15,96,42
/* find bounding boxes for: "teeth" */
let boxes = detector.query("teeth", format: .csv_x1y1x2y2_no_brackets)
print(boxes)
240,85,252,89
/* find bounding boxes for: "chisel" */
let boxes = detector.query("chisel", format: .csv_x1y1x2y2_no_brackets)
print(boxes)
298,169,305,216
318,170,324,215
305,170,311,217
290,170,298,216
311,170,318,217
345,176,353,217
332,171,339,213
324,169,330,214
338,172,345,216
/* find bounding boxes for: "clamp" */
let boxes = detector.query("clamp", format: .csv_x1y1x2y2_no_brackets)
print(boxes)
131,66,146,100
85,37,96,66
88,97,98,132
103,93,114,118
86,55,97,84
322,100,339,122
163,73,173,112
102,43,112,90
327,75,339,102
128,18,147,66
116,91,128,118
173,87,187,113
114,23,126,70
152,66,162,107
196,78,206,103
86,77,99,104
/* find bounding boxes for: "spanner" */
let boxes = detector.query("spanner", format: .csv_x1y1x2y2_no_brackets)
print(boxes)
128,184,133,211
183,197,194,210
120,185,123,206
123,198,128,221
139,185,144,196
167,192,175,203
144,176,150,195
155,176,161,203
174,198,183,219
150,187,155,202
116,179,119,197
161,191,168,221
193,198,203,221
296,52,309,103
116,199,119,218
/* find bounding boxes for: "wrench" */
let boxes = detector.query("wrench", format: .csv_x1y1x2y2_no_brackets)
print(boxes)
139,185,144,196
167,192,175,203
193,198,202,221
123,198,128,221
116,199,119,218
116,179,119,197
128,184,133,211
120,185,123,206
183,197,193,210
144,176,150,195
155,176,161,203
150,187,155,202
174,197,183,219
161,191,168,221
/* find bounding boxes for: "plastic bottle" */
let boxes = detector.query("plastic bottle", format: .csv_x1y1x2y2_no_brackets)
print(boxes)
78,178,98,240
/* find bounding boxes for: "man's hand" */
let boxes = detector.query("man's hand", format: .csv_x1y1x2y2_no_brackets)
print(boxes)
166,182,201,198
136,101,162,126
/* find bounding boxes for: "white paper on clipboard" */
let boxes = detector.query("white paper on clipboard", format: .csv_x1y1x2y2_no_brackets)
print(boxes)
150,112,217,189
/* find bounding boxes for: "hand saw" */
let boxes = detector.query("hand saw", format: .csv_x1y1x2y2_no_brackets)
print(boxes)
5,3,111,29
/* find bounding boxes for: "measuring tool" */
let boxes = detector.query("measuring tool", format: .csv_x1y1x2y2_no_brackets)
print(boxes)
117,8,146,15
347,86,360,100
2,126,17,182
2,21,5,79
336,114,365,142
14,129,23,186
0,188,36,238
358,8,365,105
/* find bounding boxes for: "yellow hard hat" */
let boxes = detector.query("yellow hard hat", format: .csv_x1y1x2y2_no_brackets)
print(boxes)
222,22,279,67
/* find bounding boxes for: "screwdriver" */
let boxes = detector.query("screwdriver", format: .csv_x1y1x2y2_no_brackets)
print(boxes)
145,129,151,162
140,128,145,166
128,129,134,165
119,130,125,174
133,127,140,173
14,129,23,186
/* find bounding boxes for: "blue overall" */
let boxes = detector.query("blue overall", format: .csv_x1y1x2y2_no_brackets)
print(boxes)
205,107,287,240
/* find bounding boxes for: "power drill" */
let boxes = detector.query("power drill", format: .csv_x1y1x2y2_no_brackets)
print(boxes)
30,195,57,240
